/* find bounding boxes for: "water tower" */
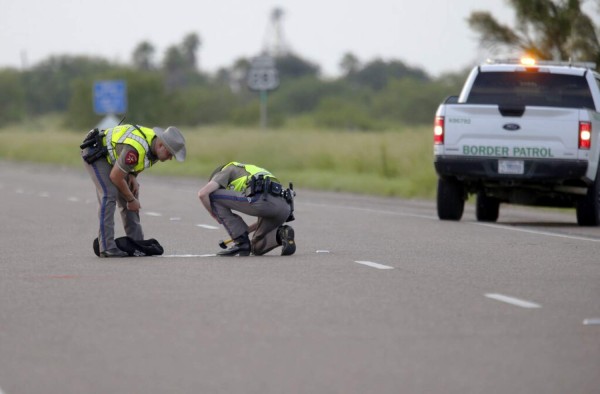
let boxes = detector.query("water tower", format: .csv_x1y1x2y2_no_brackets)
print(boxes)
263,7,290,57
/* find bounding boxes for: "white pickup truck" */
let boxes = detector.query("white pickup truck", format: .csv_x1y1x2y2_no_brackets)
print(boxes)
433,59,600,226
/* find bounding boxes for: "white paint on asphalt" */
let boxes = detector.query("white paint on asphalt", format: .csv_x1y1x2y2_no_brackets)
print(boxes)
39,192,49,198
67,196,80,202
196,224,219,230
485,293,541,308
316,250,330,253
308,201,600,244
161,254,217,258
583,318,600,325
169,217,181,221
354,260,394,270
305,202,436,220
475,222,600,243
145,212,162,217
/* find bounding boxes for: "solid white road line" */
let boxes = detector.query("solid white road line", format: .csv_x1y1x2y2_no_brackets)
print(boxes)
475,222,600,243
307,201,600,244
304,202,436,220
354,260,394,270
160,254,217,258
145,212,162,217
485,293,541,308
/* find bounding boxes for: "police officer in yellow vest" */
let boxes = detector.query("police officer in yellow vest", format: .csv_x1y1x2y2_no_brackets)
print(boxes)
81,124,186,257
197,162,296,256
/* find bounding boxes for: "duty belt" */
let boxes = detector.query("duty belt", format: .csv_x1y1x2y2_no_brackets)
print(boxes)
247,175,295,222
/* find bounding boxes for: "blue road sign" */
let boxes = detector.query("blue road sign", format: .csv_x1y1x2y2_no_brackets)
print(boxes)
93,80,127,115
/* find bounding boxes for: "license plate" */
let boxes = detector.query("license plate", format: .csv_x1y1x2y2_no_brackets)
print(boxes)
498,159,524,174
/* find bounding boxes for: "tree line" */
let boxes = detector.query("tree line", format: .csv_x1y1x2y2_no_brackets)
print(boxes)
0,33,464,131
1,0,598,130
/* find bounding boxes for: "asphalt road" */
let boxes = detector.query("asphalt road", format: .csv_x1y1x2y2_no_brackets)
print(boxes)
0,161,599,394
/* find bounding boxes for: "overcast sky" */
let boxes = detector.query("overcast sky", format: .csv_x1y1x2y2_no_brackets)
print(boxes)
1,0,520,77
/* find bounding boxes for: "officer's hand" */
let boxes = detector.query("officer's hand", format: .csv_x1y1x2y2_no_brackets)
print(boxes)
127,198,141,212
128,177,140,197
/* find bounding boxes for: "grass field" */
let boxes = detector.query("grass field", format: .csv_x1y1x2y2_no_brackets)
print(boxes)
0,117,438,199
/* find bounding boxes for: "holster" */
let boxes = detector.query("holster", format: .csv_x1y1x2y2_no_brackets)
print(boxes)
81,128,108,164
284,183,295,222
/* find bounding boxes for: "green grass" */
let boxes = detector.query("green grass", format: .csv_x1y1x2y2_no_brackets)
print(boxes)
0,117,438,199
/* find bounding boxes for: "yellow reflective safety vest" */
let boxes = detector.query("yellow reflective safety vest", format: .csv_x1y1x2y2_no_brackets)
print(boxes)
103,124,156,173
222,162,277,192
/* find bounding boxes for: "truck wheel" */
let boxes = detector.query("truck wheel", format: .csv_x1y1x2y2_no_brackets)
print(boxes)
576,174,600,226
476,192,500,222
437,177,465,221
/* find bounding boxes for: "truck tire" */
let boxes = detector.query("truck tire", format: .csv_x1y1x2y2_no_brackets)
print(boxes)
576,172,600,226
476,192,500,222
437,177,465,221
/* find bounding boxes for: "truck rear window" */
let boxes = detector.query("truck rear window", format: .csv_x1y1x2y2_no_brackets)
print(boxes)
466,71,595,109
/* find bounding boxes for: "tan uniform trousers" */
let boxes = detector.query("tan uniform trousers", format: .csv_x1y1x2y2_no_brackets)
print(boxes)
82,155,144,253
210,189,291,255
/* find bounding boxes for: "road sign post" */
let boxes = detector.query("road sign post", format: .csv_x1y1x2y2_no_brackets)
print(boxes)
247,54,279,129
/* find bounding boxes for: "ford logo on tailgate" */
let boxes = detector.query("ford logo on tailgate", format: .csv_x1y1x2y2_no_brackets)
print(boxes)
503,123,521,131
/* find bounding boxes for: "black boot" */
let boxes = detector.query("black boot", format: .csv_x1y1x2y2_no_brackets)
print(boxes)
277,225,296,256
218,233,251,256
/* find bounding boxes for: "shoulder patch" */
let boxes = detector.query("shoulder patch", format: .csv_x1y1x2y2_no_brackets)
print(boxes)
124,150,139,165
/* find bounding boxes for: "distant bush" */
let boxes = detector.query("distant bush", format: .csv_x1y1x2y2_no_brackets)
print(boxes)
313,97,379,131
0,69,25,126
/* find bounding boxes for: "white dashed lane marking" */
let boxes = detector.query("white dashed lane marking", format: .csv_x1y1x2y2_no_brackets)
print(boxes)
354,260,394,270
196,224,219,230
485,293,541,309
583,318,600,325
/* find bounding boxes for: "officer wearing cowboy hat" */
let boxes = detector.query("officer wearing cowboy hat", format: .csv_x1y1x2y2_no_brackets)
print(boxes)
81,124,186,257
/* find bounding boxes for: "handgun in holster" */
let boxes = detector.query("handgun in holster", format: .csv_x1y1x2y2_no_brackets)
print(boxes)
81,128,108,164
284,182,296,222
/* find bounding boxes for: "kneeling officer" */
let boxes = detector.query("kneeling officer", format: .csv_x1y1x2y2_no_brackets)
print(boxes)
197,162,296,256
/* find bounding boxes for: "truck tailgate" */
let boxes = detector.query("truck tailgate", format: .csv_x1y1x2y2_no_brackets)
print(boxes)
441,105,581,160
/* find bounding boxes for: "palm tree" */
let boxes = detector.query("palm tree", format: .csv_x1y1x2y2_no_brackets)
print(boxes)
468,0,600,65
181,33,201,70
132,41,155,71
339,52,360,76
